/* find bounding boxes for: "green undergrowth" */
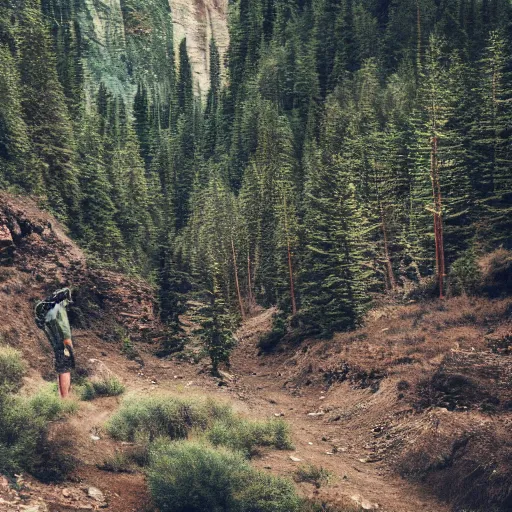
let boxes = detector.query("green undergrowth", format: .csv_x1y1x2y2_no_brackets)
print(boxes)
0,381,77,480
148,440,303,512
106,395,293,455
104,395,351,511
78,376,125,401
0,344,26,392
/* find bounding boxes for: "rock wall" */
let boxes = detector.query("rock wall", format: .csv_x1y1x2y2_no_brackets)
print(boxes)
170,0,229,97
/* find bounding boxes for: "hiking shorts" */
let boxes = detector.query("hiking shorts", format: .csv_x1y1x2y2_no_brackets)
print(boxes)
54,345,75,374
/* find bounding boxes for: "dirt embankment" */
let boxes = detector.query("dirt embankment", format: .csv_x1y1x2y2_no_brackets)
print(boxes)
241,297,512,512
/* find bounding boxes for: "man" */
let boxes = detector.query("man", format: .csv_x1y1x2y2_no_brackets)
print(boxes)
35,288,75,398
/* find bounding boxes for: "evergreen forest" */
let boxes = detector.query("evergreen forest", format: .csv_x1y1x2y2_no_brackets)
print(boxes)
1,0,511,344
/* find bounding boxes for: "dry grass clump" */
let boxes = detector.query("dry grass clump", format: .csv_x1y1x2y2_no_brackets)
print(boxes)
206,417,293,456
293,464,333,488
79,376,125,401
478,248,512,297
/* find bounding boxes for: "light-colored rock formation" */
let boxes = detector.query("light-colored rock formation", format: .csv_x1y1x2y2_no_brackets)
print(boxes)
170,0,229,97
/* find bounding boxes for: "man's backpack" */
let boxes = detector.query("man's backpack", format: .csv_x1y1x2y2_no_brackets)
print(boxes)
35,288,72,329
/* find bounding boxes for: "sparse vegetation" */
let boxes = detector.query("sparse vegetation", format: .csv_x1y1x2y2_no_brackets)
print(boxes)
294,464,333,488
79,376,125,401
0,345,25,391
99,449,135,473
0,384,77,480
121,336,140,361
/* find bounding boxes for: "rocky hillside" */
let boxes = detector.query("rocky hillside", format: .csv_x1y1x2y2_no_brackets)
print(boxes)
0,192,170,371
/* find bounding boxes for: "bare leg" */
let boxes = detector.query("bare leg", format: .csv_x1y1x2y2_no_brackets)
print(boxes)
58,372,71,399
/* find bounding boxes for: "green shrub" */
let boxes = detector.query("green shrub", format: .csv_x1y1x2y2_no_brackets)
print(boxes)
148,440,302,512
294,464,333,488
0,345,25,391
106,395,213,442
79,376,125,401
107,395,293,463
0,385,77,479
121,336,140,361
148,440,248,512
235,471,303,512
28,385,77,419
206,418,293,456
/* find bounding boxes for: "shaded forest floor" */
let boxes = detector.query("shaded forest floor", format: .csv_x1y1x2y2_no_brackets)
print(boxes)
0,194,510,512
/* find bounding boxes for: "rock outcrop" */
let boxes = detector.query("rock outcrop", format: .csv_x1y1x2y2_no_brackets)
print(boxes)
170,0,229,96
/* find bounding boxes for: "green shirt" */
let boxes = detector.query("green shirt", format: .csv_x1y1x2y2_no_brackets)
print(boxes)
44,301,72,352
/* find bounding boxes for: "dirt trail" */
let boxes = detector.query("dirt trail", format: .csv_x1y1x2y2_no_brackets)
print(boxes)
41,308,446,512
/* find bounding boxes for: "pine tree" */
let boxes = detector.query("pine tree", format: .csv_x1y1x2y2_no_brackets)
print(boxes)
17,0,81,223
0,44,41,192
299,140,370,337
471,30,512,249
76,109,125,260
194,265,236,376
204,39,221,160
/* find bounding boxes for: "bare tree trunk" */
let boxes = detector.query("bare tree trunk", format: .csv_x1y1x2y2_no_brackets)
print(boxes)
231,238,246,320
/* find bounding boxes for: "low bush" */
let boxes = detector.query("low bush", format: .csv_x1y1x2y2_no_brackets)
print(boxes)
148,440,248,512
293,464,333,488
0,345,25,391
206,417,293,456
0,384,77,479
235,470,303,512
99,449,134,473
106,395,219,442
148,440,303,512
79,376,125,401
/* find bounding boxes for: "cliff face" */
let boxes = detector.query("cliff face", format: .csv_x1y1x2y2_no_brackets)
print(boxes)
170,0,229,96
73,0,228,102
